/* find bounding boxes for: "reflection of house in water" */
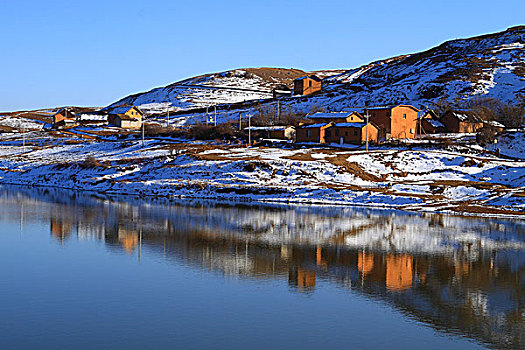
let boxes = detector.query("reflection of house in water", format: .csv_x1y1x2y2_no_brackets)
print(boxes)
118,227,139,254
358,251,374,276
50,218,73,242
5,186,525,350
386,255,413,291
289,267,316,292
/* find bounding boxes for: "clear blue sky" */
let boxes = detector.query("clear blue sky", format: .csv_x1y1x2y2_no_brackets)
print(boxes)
1,0,523,111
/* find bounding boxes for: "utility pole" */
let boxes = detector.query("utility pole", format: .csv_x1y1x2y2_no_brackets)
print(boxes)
142,118,145,148
277,100,280,122
167,107,170,127
248,110,251,146
239,113,242,131
206,107,209,126
214,106,217,127
365,111,369,152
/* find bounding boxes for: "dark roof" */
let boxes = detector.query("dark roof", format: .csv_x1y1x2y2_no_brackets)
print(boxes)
443,110,483,123
295,75,322,82
107,106,143,115
54,108,76,117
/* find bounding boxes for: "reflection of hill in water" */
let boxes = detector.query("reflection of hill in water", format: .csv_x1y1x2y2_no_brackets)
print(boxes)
2,185,524,349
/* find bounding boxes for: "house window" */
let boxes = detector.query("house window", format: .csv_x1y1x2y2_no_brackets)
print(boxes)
326,130,331,137
410,128,414,133
309,81,312,87
386,111,391,117
335,129,339,136
345,131,348,136
403,114,407,119
306,130,311,137
353,130,358,136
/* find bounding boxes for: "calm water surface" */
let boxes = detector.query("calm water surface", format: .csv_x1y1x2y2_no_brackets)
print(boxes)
1,186,524,349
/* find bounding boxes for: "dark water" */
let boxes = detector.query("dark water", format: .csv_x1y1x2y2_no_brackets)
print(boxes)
1,186,524,350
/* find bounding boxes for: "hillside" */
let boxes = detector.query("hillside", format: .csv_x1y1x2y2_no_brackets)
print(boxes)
108,67,346,114
108,26,525,124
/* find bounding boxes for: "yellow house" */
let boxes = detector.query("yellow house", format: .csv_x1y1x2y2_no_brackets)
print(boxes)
107,106,143,129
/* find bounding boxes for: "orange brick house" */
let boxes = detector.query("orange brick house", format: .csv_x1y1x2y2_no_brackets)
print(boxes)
52,108,76,128
440,110,484,133
324,122,379,145
107,106,143,129
364,105,420,140
293,75,322,96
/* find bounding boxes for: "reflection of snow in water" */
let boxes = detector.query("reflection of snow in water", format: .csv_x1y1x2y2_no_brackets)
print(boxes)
2,185,524,260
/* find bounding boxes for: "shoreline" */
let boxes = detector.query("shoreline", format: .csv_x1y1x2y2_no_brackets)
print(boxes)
2,181,523,220
0,135,523,219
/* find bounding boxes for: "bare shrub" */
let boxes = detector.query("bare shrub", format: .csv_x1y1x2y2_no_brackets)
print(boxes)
81,156,106,168
476,126,497,147
189,122,238,141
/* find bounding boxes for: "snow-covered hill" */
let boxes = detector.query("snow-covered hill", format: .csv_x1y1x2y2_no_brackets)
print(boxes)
108,26,525,123
108,68,346,114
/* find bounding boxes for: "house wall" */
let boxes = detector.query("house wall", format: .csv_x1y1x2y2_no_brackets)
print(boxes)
53,112,66,125
120,119,142,129
294,78,321,95
268,130,286,139
124,107,142,121
296,126,328,143
440,112,460,133
360,124,379,143
324,124,378,144
390,106,418,139
368,109,392,139
459,121,484,133
368,106,418,139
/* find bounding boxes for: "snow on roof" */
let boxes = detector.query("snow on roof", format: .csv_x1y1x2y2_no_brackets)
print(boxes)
448,110,482,122
485,120,505,128
308,112,355,119
301,123,329,128
426,119,445,128
245,126,291,131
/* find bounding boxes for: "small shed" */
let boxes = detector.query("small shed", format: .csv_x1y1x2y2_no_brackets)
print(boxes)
244,126,296,140
293,75,322,96
440,110,484,133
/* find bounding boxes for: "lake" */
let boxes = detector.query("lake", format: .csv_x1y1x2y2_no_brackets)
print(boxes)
1,185,524,349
